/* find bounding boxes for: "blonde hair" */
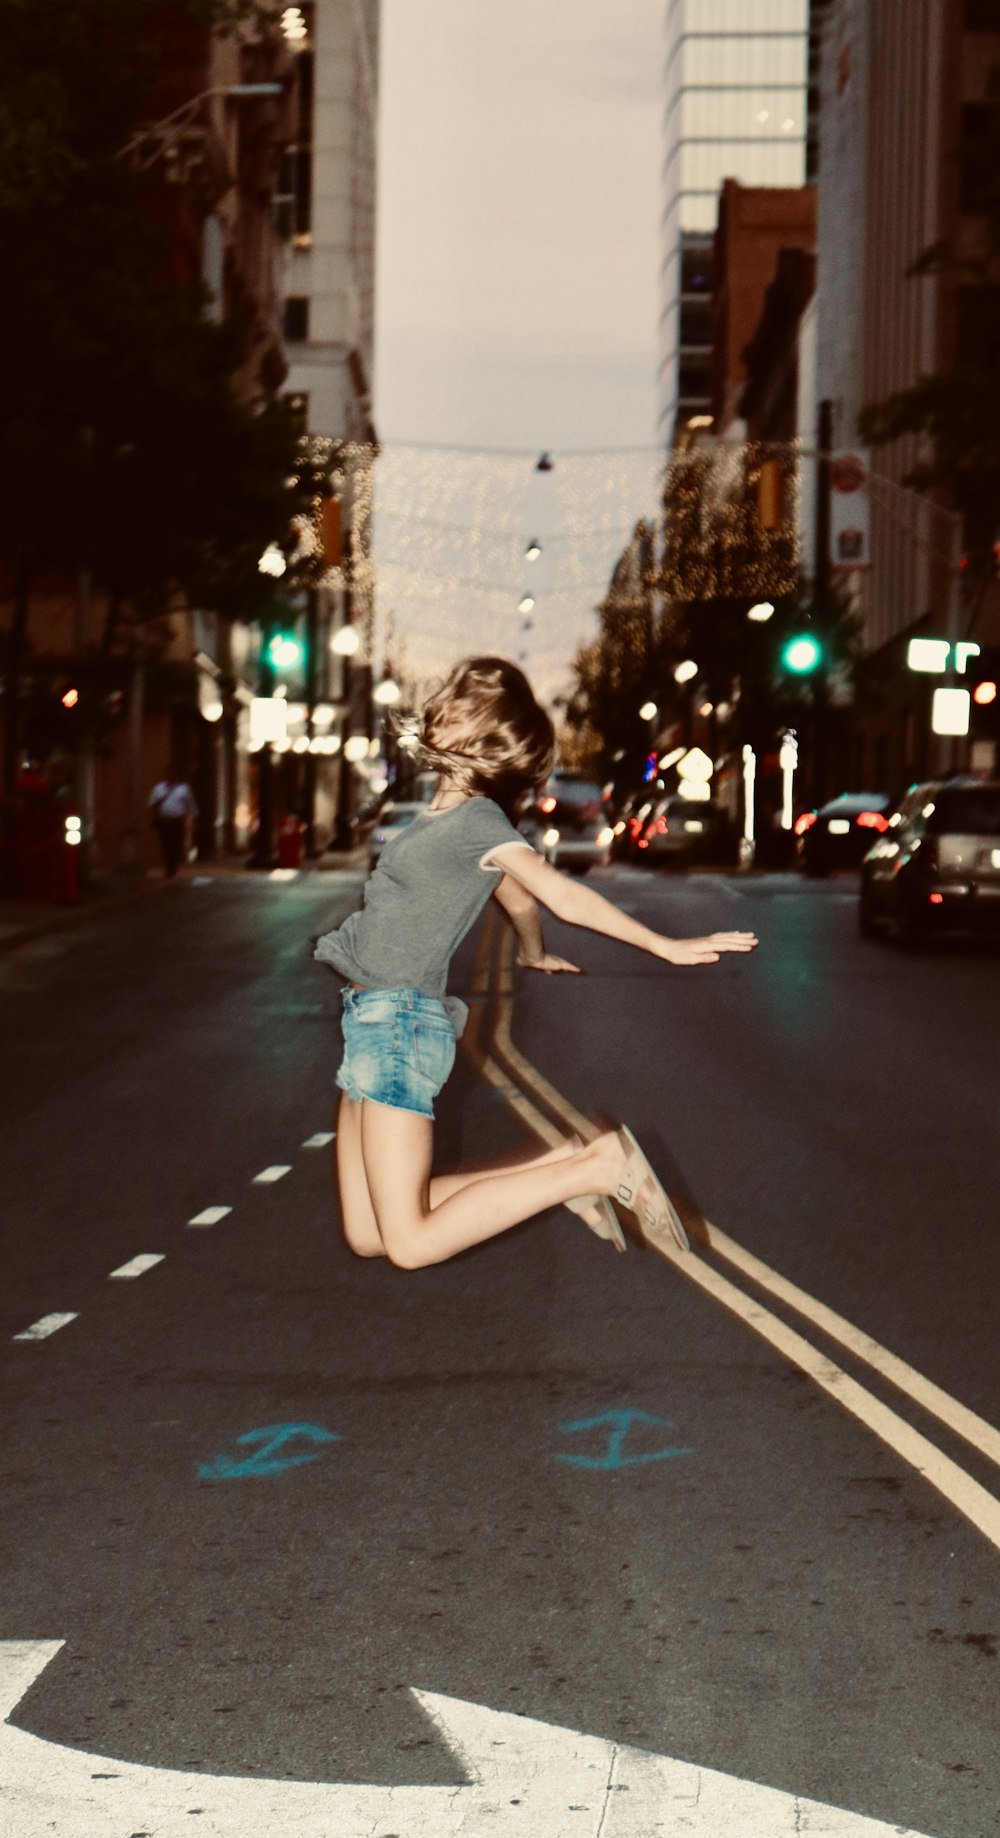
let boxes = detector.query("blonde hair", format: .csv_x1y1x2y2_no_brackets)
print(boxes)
417,656,555,814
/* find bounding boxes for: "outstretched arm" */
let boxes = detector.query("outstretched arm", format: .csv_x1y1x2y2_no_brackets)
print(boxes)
492,869,581,973
486,845,757,965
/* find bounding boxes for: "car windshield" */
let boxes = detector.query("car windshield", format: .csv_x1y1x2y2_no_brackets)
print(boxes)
546,778,603,809
925,788,1000,836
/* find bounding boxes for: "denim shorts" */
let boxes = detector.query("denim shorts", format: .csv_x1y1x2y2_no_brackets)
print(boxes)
336,986,458,1118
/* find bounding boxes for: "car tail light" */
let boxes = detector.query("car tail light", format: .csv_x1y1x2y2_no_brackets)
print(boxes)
637,838,649,849
653,817,668,834
929,892,944,904
794,811,817,836
856,810,889,832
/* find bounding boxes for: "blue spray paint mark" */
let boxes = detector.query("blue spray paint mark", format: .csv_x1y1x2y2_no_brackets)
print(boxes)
554,1409,692,1470
198,1422,340,1480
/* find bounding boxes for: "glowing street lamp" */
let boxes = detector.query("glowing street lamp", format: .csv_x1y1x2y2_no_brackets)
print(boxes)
525,540,542,561
331,625,360,656
638,700,658,722
373,678,402,707
747,600,774,622
674,659,698,685
258,543,287,578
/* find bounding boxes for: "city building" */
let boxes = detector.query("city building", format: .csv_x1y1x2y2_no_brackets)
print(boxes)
711,179,817,435
659,0,813,442
0,7,295,885
275,0,380,847
815,0,1000,787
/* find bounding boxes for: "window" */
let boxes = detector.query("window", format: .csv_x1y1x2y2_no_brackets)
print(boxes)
283,296,310,342
682,35,808,86
679,84,806,140
681,239,713,293
680,138,804,191
927,789,1000,836
680,298,713,345
678,354,712,400
690,0,806,28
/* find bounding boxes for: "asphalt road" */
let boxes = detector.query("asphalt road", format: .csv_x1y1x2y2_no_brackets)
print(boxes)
1,863,998,1836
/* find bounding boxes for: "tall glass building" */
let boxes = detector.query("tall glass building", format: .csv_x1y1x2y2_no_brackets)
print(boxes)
660,0,811,441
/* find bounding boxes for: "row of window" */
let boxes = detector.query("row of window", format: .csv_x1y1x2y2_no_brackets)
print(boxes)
665,83,807,140
666,34,809,87
666,0,807,29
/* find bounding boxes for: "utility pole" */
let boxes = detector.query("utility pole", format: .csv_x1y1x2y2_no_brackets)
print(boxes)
811,398,833,807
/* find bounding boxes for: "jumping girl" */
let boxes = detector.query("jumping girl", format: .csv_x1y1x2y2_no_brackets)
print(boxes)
315,655,757,1269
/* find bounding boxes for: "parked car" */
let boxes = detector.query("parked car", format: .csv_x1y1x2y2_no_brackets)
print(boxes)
532,771,614,873
795,792,891,874
367,801,426,869
638,795,717,865
859,778,1000,944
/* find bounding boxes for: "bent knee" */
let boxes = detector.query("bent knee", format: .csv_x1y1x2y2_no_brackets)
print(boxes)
341,1215,387,1259
377,1216,431,1270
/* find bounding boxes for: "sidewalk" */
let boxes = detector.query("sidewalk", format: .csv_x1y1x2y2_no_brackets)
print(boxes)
0,848,368,954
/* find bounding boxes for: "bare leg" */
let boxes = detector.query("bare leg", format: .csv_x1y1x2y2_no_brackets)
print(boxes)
359,1102,632,1269
428,1137,577,1205
335,1094,386,1257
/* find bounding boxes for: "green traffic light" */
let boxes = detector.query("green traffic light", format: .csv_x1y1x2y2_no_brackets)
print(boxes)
782,633,822,675
267,631,303,669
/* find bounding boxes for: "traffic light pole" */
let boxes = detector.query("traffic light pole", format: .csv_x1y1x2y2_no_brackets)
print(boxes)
811,399,833,807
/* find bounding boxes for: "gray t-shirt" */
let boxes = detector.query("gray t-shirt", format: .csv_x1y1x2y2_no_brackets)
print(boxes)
314,797,530,1030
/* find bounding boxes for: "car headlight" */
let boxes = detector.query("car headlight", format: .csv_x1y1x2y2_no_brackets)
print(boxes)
542,828,560,847
596,826,614,846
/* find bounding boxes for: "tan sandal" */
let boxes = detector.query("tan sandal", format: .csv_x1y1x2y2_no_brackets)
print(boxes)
615,1125,690,1253
565,1191,627,1253
562,1133,627,1252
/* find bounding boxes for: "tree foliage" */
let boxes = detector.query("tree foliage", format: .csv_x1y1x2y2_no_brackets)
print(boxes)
0,0,303,621
859,110,1000,553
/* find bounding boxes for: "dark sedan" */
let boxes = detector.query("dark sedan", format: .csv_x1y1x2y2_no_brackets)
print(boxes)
795,792,891,875
860,778,1000,944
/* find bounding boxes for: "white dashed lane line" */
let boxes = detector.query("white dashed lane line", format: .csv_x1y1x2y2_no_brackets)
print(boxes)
187,1205,233,1228
13,1122,337,1345
108,1254,166,1281
13,1314,78,1342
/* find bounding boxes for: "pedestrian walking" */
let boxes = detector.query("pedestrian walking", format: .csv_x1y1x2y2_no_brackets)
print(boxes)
148,768,197,878
314,656,757,1270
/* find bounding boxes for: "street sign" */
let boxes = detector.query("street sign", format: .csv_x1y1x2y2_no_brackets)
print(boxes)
829,449,870,570
1,1641,936,1837
932,687,971,736
907,638,981,674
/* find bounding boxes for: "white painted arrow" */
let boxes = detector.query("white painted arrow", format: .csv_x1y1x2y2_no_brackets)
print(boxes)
0,1641,935,1838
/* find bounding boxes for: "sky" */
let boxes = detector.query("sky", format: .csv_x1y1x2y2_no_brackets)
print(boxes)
370,0,667,702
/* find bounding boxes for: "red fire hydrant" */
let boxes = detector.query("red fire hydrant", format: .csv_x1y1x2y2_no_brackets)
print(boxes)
277,814,304,869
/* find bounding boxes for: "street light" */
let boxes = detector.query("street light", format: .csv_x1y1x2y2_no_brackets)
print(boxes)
331,625,360,656
373,678,402,707
518,595,535,614
525,540,542,561
638,700,658,722
747,601,774,622
258,543,287,578
674,659,698,685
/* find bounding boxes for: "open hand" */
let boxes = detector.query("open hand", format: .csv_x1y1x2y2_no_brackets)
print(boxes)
655,931,758,966
517,952,583,974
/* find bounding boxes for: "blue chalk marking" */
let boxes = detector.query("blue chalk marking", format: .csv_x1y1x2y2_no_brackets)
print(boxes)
554,1409,692,1470
198,1422,340,1480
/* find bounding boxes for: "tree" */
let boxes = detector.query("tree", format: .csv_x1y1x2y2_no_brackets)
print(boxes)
859,110,1000,584
0,0,304,819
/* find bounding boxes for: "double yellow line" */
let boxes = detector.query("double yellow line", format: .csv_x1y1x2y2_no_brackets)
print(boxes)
464,911,1000,1555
